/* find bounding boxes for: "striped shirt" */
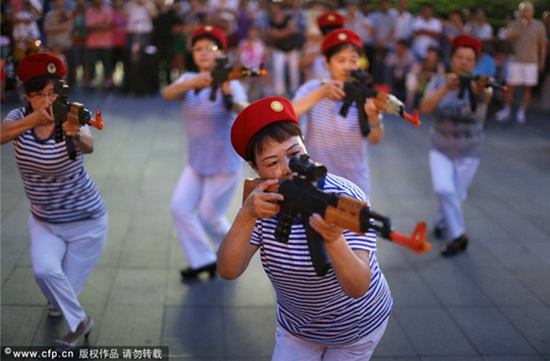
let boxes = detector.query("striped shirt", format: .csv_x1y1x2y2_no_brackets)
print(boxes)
177,72,247,175
4,107,106,224
250,173,392,345
294,80,371,194
426,75,487,159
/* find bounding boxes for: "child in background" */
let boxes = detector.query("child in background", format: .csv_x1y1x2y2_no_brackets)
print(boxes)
238,25,266,100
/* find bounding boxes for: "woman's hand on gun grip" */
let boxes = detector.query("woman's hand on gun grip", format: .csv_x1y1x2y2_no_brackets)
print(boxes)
242,179,283,219
444,73,460,91
309,213,345,244
193,72,213,90
322,80,345,100
221,81,232,95
364,98,380,120
62,120,81,139
31,106,54,127
471,77,492,103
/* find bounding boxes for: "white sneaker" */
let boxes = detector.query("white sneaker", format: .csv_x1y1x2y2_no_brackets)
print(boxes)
495,107,511,122
517,109,526,124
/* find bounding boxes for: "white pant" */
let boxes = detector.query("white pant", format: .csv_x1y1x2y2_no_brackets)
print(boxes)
29,213,108,332
171,166,241,269
272,319,388,361
429,150,479,239
272,49,300,96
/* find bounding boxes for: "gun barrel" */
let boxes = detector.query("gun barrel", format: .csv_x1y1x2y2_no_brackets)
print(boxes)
389,222,430,254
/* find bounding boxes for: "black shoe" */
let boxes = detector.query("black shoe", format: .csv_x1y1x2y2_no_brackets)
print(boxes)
180,262,217,281
54,316,93,348
441,235,469,257
433,225,447,240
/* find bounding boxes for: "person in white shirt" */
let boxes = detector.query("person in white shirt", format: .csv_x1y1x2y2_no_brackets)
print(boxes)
411,3,442,59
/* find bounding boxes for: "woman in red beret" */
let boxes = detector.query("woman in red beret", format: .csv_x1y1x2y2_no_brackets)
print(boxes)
219,96,392,360
420,34,492,257
162,25,249,281
292,29,384,195
1,52,107,346
299,11,346,81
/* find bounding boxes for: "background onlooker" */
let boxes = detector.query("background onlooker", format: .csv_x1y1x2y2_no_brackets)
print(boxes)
394,0,413,42
85,0,114,89
43,0,73,59
495,1,547,124
411,3,442,60
67,0,87,87
371,0,396,84
464,7,493,40
386,38,415,102
262,1,304,96
441,10,464,67
406,46,445,109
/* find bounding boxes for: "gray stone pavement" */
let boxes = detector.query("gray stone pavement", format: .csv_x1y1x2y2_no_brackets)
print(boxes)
1,92,550,361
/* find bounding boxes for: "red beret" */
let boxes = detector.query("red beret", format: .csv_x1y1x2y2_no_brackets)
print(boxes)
451,34,481,56
191,25,227,51
16,52,66,83
317,12,345,29
231,97,299,160
321,29,363,55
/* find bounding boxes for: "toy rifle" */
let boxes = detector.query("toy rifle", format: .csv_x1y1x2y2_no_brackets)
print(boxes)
340,69,421,137
243,154,430,276
196,57,268,110
52,80,104,161
457,73,507,112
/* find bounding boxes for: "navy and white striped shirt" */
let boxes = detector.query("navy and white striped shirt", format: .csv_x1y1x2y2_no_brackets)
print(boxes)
177,72,247,176
250,173,392,345
4,107,106,224
294,80,372,194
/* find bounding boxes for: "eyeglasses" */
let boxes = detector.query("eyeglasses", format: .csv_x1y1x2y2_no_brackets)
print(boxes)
192,45,219,53
29,91,57,100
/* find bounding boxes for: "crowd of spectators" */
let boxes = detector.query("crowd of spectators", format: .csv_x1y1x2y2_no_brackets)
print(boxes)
1,0,549,113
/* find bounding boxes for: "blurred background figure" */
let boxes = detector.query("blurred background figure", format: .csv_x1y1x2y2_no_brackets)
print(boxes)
386,38,415,102
67,0,88,87
85,0,114,89
495,1,547,124
262,0,304,96
43,0,73,61
124,0,158,94
111,0,127,89
406,46,445,109
394,0,413,42
464,7,493,41
371,0,396,84
238,24,267,99
441,9,464,67
411,3,442,60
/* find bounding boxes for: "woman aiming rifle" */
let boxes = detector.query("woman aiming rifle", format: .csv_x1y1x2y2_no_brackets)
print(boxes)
420,34,492,257
162,25,248,280
218,97,392,360
0,52,107,346
292,29,384,195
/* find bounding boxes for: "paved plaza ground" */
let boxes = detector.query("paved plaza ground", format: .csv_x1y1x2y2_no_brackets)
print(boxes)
2,92,549,360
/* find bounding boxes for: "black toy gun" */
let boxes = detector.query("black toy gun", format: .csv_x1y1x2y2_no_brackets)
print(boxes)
340,69,421,137
197,57,268,109
243,154,430,276
457,73,507,112
52,80,104,161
